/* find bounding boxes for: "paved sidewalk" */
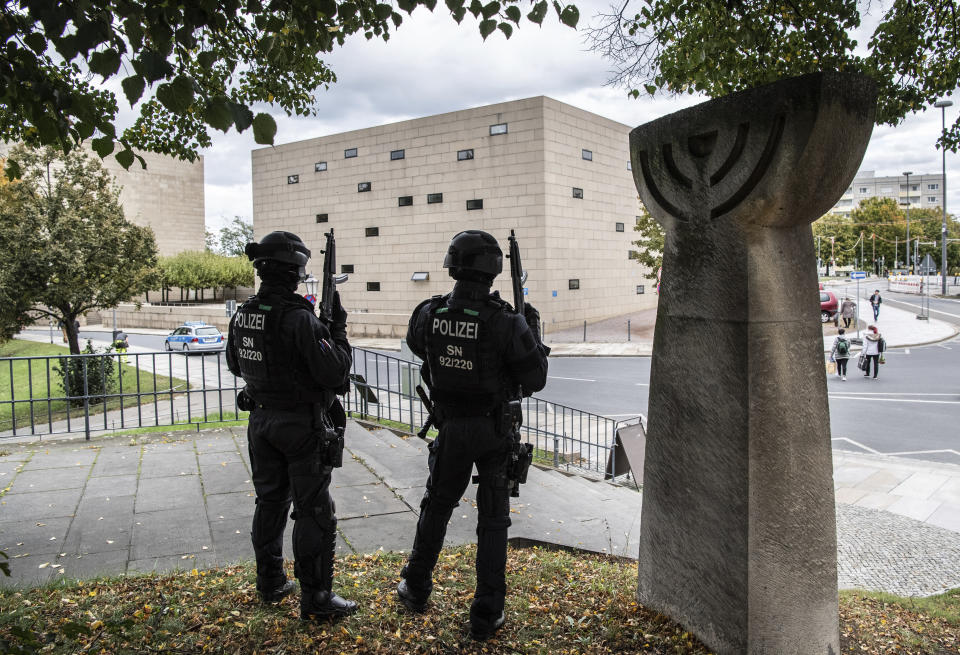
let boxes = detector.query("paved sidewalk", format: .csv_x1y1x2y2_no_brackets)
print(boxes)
1,422,959,598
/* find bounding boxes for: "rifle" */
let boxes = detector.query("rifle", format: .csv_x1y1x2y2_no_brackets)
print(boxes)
505,230,533,497
415,384,436,440
319,228,348,324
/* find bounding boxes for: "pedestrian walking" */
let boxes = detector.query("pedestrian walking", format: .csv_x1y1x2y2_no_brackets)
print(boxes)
861,324,884,379
226,231,357,621
396,230,549,641
840,297,857,328
830,328,852,380
869,289,882,321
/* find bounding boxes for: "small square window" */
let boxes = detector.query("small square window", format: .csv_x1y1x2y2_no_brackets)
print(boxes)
466,199,483,210
572,187,584,199
344,148,357,158
365,227,379,237
411,272,429,282
341,264,354,274
358,182,371,192
637,285,645,294
287,174,299,185
615,222,625,232
398,195,413,207
316,213,328,223
859,187,868,193
568,279,580,290
911,185,918,191
929,183,940,190
582,149,593,161
315,161,327,172
928,196,937,203
390,149,405,160
489,123,508,135
367,282,381,292
427,193,443,204
457,149,474,161
627,160,632,171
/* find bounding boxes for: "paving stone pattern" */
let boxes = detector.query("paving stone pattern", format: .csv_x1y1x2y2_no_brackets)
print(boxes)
1,423,959,599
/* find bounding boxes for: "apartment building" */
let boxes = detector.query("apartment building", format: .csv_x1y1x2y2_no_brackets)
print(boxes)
831,170,944,216
251,96,655,336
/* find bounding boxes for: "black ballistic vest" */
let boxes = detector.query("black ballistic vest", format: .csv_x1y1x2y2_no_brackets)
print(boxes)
232,293,325,404
425,295,506,405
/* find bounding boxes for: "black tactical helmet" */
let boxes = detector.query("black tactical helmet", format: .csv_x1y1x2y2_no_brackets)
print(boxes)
443,230,502,281
244,231,310,281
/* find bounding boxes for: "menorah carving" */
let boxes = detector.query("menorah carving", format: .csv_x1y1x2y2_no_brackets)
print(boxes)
630,72,876,654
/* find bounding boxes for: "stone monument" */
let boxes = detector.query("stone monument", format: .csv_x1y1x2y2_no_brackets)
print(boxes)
629,72,876,654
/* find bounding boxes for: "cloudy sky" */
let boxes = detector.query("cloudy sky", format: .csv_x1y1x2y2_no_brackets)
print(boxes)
201,5,959,233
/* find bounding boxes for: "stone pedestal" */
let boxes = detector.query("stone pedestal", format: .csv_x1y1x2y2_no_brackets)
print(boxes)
630,72,876,654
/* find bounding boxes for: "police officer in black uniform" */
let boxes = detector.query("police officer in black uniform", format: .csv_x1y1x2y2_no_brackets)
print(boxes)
226,231,357,621
396,230,549,640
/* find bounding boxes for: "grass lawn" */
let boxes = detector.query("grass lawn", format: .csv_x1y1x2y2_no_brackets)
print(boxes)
0,340,188,432
0,545,956,654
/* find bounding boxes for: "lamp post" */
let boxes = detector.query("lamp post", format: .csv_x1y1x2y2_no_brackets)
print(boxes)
304,274,319,303
903,171,913,273
935,99,953,294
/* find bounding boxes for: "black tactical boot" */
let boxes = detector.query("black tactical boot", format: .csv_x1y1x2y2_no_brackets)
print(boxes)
258,577,296,604
301,589,359,621
470,612,505,641
396,577,430,612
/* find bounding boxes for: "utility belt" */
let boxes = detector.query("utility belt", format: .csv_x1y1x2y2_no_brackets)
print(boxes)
237,389,344,468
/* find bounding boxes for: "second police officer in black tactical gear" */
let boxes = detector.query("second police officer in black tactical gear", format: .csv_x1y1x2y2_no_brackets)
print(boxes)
396,230,549,641
226,231,358,621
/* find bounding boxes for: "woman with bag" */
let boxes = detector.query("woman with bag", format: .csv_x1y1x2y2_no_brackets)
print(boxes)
829,328,852,381
862,325,883,379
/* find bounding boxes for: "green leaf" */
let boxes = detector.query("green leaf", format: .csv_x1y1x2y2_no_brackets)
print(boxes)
91,136,115,158
498,22,513,38
115,148,135,169
527,1,548,24
204,97,234,132
137,49,173,83
4,158,22,181
644,84,657,95
89,49,121,77
197,50,218,70
481,2,500,20
75,120,96,140
398,0,417,11
252,112,277,144
229,102,254,132
156,75,195,114
124,17,144,49
479,19,497,39
374,3,393,20
505,5,521,23
558,4,579,27
24,31,47,54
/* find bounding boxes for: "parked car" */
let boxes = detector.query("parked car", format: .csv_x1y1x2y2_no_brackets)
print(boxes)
819,290,839,323
164,321,225,352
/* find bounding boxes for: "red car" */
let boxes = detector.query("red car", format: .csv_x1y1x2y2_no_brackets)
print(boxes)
819,290,838,323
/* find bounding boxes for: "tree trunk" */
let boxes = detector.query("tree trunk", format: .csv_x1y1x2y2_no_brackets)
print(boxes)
64,314,81,354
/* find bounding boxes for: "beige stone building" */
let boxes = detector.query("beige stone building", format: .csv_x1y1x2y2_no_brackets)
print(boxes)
97,149,205,256
0,142,205,257
252,96,655,336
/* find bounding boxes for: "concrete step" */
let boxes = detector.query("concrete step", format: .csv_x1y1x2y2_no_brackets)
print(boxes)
344,421,427,493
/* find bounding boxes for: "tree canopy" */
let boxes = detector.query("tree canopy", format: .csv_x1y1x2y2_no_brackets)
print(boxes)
206,216,254,256
0,145,160,353
586,0,960,151
1,0,579,176
158,250,255,300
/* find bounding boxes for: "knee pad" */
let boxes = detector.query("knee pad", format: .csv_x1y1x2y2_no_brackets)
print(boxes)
293,495,336,530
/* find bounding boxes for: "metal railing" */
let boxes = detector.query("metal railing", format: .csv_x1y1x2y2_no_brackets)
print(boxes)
2,348,632,478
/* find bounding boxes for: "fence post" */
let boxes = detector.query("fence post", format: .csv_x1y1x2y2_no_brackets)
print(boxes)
553,436,560,467
583,320,587,342
627,319,631,341
82,357,91,442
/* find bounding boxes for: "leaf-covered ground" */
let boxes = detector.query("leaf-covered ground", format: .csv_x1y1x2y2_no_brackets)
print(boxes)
1,545,957,654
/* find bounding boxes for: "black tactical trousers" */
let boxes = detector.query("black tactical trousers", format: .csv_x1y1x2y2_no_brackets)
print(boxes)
405,416,511,628
248,407,337,594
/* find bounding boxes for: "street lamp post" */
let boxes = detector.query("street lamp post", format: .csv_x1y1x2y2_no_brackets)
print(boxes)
935,99,953,294
304,274,319,300
903,171,913,273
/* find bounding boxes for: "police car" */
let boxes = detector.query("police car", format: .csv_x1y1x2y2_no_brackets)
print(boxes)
163,321,225,353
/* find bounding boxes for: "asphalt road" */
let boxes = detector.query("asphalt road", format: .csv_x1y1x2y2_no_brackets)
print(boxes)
20,323,960,466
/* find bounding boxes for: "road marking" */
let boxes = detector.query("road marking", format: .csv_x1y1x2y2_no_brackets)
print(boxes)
548,376,596,382
829,395,960,405
831,437,880,453
829,392,958,396
885,297,960,320
884,448,960,457
634,383,649,386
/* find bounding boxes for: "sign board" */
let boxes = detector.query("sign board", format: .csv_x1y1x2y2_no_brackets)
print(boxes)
850,271,866,280
604,419,647,485
919,254,937,274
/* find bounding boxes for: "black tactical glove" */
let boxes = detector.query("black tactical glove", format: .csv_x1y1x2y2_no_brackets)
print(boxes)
523,303,542,342
330,290,348,339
